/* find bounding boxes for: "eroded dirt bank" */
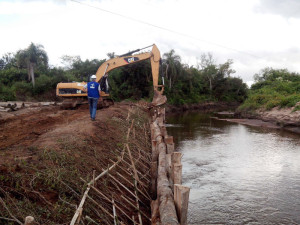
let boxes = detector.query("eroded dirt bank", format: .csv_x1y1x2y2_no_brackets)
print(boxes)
233,107,300,134
218,106,300,134
166,102,240,113
0,102,152,224
164,102,300,134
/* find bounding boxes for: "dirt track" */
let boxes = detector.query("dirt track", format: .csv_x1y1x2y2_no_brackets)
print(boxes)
0,106,91,166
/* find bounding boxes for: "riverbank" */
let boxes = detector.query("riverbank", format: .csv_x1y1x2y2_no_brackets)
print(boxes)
164,101,300,135
216,105,300,134
0,102,152,224
166,102,240,113
237,105,300,133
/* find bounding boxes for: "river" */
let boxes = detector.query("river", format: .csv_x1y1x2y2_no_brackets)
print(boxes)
166,112,300,225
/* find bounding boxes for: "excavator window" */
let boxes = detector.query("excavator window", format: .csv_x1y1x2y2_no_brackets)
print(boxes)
59,88,87,95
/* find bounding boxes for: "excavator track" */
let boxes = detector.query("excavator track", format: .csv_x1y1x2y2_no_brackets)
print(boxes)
60,98,88,110
60,98,114,110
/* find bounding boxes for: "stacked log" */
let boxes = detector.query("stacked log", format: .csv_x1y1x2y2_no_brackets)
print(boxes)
0,101,56,112
150,106,190,225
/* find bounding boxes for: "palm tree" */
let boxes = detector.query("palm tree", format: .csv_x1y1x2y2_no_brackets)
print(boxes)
163,49,181,90
16,43,48,87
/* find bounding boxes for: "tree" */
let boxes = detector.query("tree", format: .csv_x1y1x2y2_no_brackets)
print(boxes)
106,52,115,59
61,55,105,81
198,53,217,96
61,55,81,70
15,43,48,87
218,59,235,78
0,52,16,70
163,49,182,90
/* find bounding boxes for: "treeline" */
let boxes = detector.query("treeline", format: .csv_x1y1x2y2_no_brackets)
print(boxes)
239,68,300,111
0,43,248,104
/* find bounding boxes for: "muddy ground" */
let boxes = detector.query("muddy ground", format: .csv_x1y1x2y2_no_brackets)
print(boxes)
0,103,152,224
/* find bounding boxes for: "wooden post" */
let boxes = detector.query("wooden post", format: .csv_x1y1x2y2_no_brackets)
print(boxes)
75,208,83,225
174,185,190,225
151,140,159,162
24,216,35,225
171,152,182,183
161,126,167,137
70,185,90,225
166,153,172,175
157,116,164,126
173,163,182,185
150,199,160,225
171,152,181,165
150,124,154,139
165,136,174,154
150,161,158,200
156,141,179,225
165,136,174,145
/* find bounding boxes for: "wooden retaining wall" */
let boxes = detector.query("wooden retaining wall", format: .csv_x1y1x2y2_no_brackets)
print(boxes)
150,106,190,225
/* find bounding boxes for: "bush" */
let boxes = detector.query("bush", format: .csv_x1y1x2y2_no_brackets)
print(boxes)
279,94,300,108
33,74,55,95
239,68,300,111
13,81,33,101
0,83,16,101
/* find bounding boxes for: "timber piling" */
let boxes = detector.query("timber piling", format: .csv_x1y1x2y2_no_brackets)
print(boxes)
150,105,190,225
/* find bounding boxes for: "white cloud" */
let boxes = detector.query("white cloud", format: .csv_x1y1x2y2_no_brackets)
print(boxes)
255,0,300,18
0,0,299,83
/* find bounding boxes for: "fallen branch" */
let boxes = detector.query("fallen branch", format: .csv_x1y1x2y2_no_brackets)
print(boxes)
0,197,22,225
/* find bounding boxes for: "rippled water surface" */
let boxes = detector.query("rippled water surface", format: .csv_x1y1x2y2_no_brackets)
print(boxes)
166,112,300,225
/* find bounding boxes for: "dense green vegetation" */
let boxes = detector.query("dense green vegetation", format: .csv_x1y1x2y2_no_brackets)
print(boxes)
1,43,248,104
239,68,300,111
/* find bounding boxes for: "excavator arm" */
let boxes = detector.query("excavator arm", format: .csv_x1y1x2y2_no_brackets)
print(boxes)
95,44,163,95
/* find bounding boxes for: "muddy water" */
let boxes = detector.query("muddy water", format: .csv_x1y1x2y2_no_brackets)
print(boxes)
166,112,300,225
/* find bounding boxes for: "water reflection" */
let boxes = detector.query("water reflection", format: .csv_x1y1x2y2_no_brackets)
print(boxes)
166,112,300,225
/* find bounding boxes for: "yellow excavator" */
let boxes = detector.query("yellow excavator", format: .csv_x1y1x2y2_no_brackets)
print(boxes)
56,44,166,109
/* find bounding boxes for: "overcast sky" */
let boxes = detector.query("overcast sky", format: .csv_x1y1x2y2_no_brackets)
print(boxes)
1,0,300,85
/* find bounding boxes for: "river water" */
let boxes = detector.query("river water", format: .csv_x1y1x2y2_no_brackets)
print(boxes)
166,112,300,225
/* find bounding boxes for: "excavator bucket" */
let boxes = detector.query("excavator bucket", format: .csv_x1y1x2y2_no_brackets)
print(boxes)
151,90,167,106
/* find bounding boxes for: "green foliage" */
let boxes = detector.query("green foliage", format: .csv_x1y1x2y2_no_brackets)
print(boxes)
0,83,16,101
109,61,153,101
33,74,54,94
279,94,300,108
12,81,33,100
0,67,28,86
62,55,105,81
239,68,300,111
293,105,300,112
0,44,249,104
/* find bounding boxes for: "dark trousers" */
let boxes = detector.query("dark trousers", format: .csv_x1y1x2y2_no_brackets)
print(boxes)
88,97,99,120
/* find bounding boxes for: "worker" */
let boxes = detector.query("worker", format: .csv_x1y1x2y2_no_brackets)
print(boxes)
85,75,101,121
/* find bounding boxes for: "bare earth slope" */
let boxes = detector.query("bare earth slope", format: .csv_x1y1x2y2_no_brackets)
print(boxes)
0,103,152,225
